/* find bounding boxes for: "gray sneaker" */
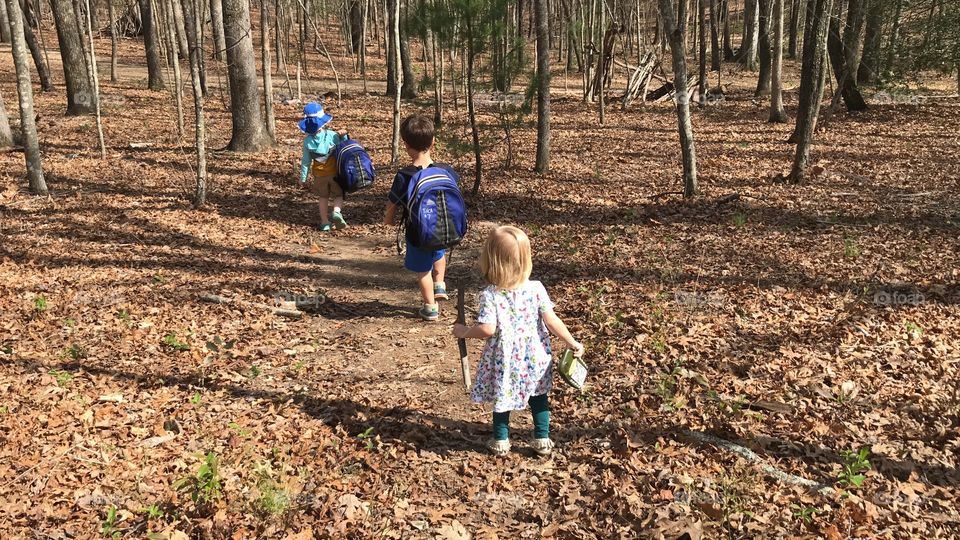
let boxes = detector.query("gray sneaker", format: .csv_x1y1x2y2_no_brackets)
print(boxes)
419,303,439,321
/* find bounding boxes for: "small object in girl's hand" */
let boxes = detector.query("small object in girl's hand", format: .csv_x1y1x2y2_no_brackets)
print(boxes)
557,348,588,390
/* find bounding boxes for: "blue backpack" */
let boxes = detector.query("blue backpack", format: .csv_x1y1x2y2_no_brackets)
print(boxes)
332,139,375,193
404,166,467,251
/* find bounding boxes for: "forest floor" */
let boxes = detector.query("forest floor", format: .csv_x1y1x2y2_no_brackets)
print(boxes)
1,33,960,540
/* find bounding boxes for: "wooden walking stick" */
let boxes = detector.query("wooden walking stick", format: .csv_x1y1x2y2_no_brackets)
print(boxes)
457,286,471,391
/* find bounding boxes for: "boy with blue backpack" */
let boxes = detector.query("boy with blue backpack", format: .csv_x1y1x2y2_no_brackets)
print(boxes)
298,102,349,232
384,114,467,321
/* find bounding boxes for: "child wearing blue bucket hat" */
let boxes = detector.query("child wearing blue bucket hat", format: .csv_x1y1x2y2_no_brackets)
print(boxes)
298,101,349,232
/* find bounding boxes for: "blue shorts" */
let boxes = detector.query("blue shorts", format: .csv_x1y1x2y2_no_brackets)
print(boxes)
405,245,445,273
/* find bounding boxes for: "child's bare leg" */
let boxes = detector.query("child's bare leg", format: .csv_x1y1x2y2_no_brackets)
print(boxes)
417,271,436,305
332,196,344,215
432,254,447,284
318,198,330,224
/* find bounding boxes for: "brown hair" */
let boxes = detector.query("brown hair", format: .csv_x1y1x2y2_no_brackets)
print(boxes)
479,226,533,290
400,114,435,152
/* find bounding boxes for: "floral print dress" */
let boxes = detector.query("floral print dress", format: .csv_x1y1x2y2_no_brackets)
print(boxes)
470,280,554,413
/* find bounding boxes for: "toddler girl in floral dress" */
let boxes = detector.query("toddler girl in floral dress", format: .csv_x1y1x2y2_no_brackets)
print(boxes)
453,226,584,456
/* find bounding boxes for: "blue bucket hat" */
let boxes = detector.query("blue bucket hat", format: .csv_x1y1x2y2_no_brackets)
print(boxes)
298,101,333,134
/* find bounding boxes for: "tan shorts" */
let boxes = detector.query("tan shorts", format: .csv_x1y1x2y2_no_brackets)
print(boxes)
308,175,343,199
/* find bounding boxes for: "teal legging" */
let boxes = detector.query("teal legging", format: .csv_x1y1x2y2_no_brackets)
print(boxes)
493,394,550,441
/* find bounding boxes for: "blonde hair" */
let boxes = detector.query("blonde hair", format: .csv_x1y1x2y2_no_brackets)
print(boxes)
479,226,533,289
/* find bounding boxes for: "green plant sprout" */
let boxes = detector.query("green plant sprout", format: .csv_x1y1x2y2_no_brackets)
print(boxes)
49,369,73,387
843,238,860,258
163,333,190,352
101,505,120,538
838,447,871,488
357,427,376,450
790,503,818,524
173,452,222,510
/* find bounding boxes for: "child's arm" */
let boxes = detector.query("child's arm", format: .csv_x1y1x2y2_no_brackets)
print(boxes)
542,309,584,357
299,142,312,185
453,289,496,339
384,201,398,226
453,322,495,339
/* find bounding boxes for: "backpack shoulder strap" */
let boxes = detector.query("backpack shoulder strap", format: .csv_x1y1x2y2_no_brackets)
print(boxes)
407,167,455,210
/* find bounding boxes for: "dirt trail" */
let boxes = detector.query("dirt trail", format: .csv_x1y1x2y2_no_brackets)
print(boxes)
268,233,512,447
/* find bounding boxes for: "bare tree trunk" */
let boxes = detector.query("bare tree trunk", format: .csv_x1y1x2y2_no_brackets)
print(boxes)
598,0,605,123
389,0,400,163
261,0,274,140
274,0,281,71
83,0,106,157
787,0,800,57
755,0,772,95
857,0,881,83
20,0,53,91
885,0,902,73
535,0,550,173
737,0,758,68
386,0,396,96
34,0,55,87
399,18,416,98
361,0,368,92
348,0,362,53
138,0,166,89
721,0,734,59
50,0,96,113
466,16,481,196
88,0,98,31
788,0,833,183
181,0,206,92
0,92,13,147
431,30,441,124
223,0,272,151
827,0,867,111
209,0,225,59
163,0,184,138
0,0,11,43
108,0,117,81
187,0,206,205
6,0,47,194
659,0,698,197
698,0,708,101
171,0,188,58
709,0,721,69
769,0,787,121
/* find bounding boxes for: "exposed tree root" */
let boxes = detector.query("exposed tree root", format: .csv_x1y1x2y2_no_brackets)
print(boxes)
681,430,836,496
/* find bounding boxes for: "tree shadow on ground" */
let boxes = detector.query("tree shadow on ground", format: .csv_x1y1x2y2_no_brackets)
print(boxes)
302,298,417,320
536,253,960,306
471,191,960,231
5,195,957,310
10,355,616,458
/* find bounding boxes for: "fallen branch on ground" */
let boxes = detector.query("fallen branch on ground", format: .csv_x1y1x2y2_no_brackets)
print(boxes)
681,430,836,496
199,293,302,319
